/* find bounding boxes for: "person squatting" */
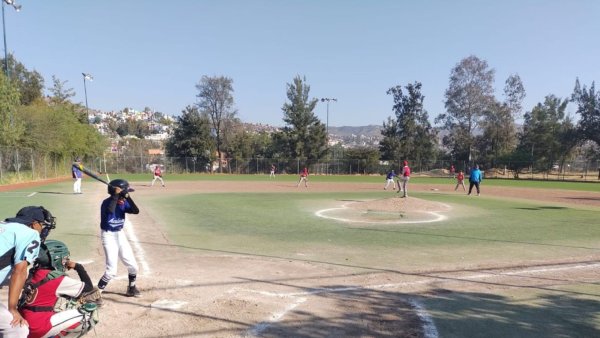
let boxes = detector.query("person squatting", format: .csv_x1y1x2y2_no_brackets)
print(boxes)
1,206,100,338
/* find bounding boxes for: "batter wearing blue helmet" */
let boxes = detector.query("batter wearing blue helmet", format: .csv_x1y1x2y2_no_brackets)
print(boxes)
96,179,142,298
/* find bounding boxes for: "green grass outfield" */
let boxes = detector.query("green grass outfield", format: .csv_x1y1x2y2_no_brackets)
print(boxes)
1,175,599,337
121,172,600,191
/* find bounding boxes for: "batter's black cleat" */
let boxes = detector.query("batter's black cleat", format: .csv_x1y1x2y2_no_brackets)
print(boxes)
126,286,142,297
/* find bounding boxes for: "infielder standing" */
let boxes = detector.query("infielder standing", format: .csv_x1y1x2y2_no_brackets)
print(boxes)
297,167,309,187
454,170,466,191
72,158,83,194
97,179,142,297
384,169,396,190
151,165,165,187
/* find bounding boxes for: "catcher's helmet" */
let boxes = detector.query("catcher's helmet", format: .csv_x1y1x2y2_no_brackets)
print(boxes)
36,239,70,272
107,178,134,195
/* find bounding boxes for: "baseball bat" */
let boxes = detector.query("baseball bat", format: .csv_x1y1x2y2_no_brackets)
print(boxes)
73,163,110,186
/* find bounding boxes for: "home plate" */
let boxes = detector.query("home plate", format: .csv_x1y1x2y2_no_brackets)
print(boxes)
151,299,188,310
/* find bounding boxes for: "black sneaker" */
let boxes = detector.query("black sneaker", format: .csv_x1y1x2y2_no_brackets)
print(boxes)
126,286,142,297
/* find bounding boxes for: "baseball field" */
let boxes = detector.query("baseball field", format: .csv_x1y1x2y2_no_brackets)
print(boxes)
1,175,599,337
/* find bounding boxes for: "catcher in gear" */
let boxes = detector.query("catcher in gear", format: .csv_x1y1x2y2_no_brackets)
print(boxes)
19,239,101,338
97,179,142,297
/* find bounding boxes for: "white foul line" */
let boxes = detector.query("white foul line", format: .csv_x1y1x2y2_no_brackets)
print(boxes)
242,261,600,337
124,219,151,276
247,296,307,337
409,298,439,338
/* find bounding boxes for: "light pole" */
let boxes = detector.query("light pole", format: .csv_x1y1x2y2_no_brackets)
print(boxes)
82,73,93,123
2,0,20,78
320,97,337,175
320,97,337,136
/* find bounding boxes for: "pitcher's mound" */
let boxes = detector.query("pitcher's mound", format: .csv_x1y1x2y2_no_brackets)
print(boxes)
316,197,451,224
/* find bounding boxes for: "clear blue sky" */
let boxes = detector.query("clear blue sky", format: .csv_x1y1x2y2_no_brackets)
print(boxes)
7,0,599,127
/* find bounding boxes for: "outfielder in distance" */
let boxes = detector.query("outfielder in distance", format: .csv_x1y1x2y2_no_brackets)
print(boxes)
96,179,142,298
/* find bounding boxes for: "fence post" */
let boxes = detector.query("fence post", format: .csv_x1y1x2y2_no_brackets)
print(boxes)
31,149,34,180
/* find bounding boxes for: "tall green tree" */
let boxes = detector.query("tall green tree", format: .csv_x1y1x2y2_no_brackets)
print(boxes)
516,95,576,171
503,74,526,117
571,79,600,146
477,101,516,166
48,75,76,104
380,82,436,164
2,54,44,105
436,55,495,163
19,101,104,158
0,72,23,147
479,74,526,165
345,146,381,174
195,75,236,173
165,105,214,171
277,75,327,163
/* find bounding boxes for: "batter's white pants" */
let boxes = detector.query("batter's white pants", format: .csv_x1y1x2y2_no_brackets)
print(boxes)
100,230,139,282
0,303,28,338
73,178,82,193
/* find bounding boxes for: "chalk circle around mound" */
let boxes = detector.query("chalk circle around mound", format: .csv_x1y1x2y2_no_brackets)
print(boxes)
315,197,451,224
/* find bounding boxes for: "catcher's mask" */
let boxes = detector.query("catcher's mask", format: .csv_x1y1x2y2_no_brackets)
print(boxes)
36,239,70,272
8,206,56,242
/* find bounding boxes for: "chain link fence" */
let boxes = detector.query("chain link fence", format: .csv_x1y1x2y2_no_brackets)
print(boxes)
2,147,600,184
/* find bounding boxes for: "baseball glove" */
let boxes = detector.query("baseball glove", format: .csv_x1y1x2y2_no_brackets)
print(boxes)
79,287,103,305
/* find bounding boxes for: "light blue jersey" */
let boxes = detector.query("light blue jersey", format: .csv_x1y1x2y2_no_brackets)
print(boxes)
0,222,41,285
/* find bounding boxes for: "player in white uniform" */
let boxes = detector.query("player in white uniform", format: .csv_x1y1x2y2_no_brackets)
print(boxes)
96,179,142,297
1,206,50,338
71,158,83,194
